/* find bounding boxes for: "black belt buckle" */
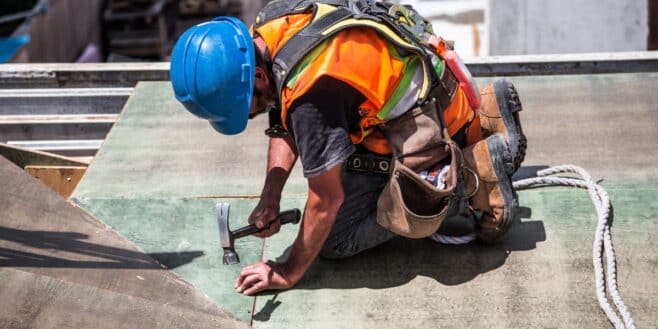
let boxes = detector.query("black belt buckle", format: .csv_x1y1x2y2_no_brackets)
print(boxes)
346,153,391,175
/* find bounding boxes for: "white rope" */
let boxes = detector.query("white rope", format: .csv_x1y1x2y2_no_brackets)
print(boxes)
513,165,634,329
433,165,635,328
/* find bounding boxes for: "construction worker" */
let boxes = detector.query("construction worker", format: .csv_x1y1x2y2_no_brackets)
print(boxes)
171,0,526,296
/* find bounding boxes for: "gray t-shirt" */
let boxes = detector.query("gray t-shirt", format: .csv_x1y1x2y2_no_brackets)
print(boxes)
286,77,365,178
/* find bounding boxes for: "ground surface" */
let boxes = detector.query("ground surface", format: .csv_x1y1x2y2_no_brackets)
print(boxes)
41,74,658,327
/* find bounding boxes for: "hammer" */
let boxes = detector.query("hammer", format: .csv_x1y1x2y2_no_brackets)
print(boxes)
216,202,301,265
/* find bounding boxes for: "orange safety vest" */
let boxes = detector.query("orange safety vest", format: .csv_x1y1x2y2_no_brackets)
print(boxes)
254,12,478,154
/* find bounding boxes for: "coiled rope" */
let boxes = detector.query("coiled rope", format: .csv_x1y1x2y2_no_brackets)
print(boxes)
431,165,635,328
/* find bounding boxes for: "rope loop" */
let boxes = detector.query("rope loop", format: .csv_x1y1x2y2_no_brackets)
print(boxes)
433,165,635,328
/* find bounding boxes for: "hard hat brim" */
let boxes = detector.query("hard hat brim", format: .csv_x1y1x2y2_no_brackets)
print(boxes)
209,116,248,135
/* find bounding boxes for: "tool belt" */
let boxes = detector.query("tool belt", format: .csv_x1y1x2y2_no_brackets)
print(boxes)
345,65,459,177
376,78,466,239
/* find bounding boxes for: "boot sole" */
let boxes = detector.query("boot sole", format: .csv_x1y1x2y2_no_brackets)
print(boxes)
493,79,527,173
478,134,518,243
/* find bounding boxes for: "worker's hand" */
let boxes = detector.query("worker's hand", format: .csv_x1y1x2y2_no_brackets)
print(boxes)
235,260,296,296
248,199,281,238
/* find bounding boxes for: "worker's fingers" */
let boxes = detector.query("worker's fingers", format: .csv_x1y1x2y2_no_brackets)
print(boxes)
254,226,270,238
235,265,260,287
235,273,246,288
235,261,289,295
235,272,259,290
242,281,266,296
241,263,260,272
254,219,281,238
249,204,279,231
248,209,266,229
236,274,262,294
253,205,280,238
269,220,282,235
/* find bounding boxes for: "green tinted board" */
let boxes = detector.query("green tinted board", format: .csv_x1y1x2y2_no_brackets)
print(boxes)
252,73,658,328
254,187,658,328
72,82,306,199
73,73,658,328
71,82,307,323
71,197,264,322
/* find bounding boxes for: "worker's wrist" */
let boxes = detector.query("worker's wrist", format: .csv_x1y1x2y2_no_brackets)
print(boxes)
275,260,303,286
260,182,284,202
258,192,281,207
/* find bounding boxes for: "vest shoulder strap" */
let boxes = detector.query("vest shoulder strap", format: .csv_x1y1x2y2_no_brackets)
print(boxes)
270,6,354,95
254,0,350,28
258,0,439,103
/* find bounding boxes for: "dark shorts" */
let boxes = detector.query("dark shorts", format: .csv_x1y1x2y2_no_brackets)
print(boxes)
319,167,396,259
319,153,474,259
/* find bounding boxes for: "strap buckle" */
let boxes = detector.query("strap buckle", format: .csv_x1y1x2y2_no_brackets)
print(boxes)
460,166,479,200
346,153,391,175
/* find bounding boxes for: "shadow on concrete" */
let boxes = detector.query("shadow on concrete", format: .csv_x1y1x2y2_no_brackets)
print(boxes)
513,165,551,181
253,207,546,321
273,206,545,291
252,292,282,322
0,226,203,269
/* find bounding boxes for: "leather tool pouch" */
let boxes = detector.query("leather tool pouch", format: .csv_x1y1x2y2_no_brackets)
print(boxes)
376,99,463,238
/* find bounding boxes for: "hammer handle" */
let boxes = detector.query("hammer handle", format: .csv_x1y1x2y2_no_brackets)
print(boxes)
232,209,301,239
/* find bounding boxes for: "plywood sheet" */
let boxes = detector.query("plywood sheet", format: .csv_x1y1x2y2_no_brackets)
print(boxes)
72,82,306,199
0,156,246,329
71,74,658,327
251,73,658,328
253,188,658,328
488,73,658,185
25,165,86,198
0,143,88,168
71,197,274,322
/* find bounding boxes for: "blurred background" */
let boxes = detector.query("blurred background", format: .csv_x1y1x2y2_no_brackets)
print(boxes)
0,0,655,62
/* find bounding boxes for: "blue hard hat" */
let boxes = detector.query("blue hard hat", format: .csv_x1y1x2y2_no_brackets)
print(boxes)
170,17,255,135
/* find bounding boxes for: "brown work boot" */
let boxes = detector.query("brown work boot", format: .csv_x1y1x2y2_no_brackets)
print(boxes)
479,79,527,172
462,134,517,243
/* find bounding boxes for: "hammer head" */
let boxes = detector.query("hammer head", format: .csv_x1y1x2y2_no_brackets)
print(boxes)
216,202,240,265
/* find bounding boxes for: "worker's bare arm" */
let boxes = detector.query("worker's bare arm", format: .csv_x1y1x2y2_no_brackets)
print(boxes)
249,135,298,238
236,164,344,295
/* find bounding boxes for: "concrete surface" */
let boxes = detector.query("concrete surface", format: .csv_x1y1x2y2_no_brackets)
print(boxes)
489,0,648,55
69,75,658,328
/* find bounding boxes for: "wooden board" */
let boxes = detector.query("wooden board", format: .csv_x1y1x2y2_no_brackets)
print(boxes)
25,165,86,198
0,156,247,329
0,143,88,168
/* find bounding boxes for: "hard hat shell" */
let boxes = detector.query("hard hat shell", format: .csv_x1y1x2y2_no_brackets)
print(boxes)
170,17,255,135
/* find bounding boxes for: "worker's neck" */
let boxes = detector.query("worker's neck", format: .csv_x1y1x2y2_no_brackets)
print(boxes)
253,36,268,60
